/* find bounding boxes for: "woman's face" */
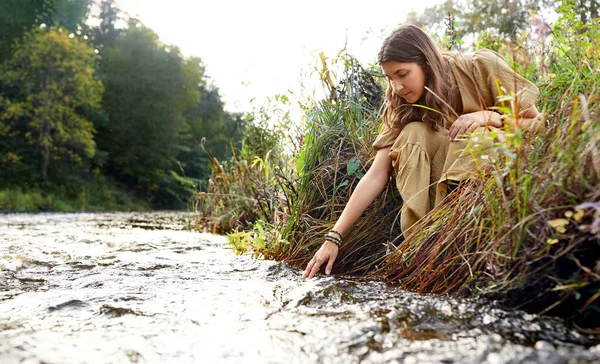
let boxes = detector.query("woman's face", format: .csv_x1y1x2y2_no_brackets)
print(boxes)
381,61,427,104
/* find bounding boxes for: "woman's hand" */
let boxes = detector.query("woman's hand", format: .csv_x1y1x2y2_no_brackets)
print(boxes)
448,111,502,141
302,241,339,279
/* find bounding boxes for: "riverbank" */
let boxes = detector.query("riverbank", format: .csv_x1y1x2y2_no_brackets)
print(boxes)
0,185,150,213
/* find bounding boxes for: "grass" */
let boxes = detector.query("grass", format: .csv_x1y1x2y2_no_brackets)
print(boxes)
0,182,150,212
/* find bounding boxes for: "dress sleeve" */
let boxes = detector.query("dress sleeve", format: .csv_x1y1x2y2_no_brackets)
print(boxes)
472,49,539,114
372,123,400,150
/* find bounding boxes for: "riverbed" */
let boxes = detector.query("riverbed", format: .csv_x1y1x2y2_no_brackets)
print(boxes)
1,212,599,363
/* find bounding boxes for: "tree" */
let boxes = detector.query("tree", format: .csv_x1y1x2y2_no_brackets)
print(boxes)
38,0,93,32
412,0,555,41
91,0,123,52
574,0,600,23
413,0,466,37
464,0,533,38
0,0,42,64
0,27,103,183
0,0,92,63
99,23,201,206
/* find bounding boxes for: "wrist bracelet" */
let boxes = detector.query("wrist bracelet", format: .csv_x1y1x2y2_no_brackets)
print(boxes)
325,234,342,243
329,229,343,239
324,235,342,247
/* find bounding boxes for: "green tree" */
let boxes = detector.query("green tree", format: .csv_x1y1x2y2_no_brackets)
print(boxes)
0,27,103,184
412,0,554,41
38,0,92,32
182,81,245,161
99,23,202,207
0,0,41,64
0,0,92,63
411,0,466,37
573,0,600,23
91,0,123,52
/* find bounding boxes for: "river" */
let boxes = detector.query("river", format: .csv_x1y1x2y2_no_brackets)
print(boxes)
1,212,599,363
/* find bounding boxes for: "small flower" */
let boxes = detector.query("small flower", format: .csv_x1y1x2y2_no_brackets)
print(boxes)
548,218,569,234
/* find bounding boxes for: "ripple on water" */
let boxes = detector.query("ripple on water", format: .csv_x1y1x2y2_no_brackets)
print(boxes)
0,211,599,364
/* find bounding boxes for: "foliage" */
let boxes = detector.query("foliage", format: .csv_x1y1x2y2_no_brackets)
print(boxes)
192,94,296,234
90,0,123,52
0,181,149,212
227,220,289,259
0,0,245,211
0,0,92,63
38,0,93,33
0,26,103,184
179,81,245,183
99,23,203,208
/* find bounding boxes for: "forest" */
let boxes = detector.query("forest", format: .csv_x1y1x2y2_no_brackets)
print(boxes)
0,0,246,211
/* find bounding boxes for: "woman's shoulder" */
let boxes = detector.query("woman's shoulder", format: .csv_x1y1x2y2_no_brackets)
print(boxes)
471,49,511,69
447,49,518,81
444,48,502,65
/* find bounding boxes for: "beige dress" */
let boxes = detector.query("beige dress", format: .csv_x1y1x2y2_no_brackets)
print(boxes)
372,49,540,236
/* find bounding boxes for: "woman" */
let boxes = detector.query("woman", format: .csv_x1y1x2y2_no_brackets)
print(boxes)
303,24,540,279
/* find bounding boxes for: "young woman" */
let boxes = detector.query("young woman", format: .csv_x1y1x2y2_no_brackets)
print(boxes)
303,24,540,279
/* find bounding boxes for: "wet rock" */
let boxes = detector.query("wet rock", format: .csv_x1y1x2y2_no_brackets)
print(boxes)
48,299,87,312
99,304,145,317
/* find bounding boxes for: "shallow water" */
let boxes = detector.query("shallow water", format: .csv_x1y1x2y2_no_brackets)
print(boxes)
0,212,599,364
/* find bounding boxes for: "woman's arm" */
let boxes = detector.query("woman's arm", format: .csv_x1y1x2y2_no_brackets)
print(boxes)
448,105,541,141
303,146,393,279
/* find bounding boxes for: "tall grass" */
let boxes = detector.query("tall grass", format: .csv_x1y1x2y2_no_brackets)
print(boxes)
269,58,400,272
191,95,299,239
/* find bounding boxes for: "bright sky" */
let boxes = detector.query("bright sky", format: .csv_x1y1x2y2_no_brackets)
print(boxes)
116,0,445,113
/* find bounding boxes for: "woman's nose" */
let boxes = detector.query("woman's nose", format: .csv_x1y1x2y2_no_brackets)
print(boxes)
391,80,403,95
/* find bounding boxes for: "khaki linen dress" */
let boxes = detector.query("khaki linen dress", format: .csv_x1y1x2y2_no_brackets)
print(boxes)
372,49,540,236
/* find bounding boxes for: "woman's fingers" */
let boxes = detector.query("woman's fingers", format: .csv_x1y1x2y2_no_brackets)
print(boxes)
449,117,464,140
449,122,462,140
450,117,480,140
467,121,479,133
303,242,339,278
303,257,315,278
307,256,324,279
457,120,471,137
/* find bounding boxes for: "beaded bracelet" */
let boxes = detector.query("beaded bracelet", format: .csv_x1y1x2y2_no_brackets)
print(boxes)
329,229,343,239
325,234,342,247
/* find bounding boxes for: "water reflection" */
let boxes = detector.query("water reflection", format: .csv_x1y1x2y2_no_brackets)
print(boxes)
0,212,599,363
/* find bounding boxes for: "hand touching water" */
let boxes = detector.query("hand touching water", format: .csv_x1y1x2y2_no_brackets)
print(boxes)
302,241,339,279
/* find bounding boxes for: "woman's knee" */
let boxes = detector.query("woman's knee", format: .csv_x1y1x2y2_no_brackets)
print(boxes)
398,121,430,142
396,122,432,145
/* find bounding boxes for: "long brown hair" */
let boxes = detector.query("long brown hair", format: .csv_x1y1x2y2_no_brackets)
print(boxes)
378,24,458,131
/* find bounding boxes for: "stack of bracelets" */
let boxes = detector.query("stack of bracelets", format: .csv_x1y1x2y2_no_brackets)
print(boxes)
324,229,343,247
